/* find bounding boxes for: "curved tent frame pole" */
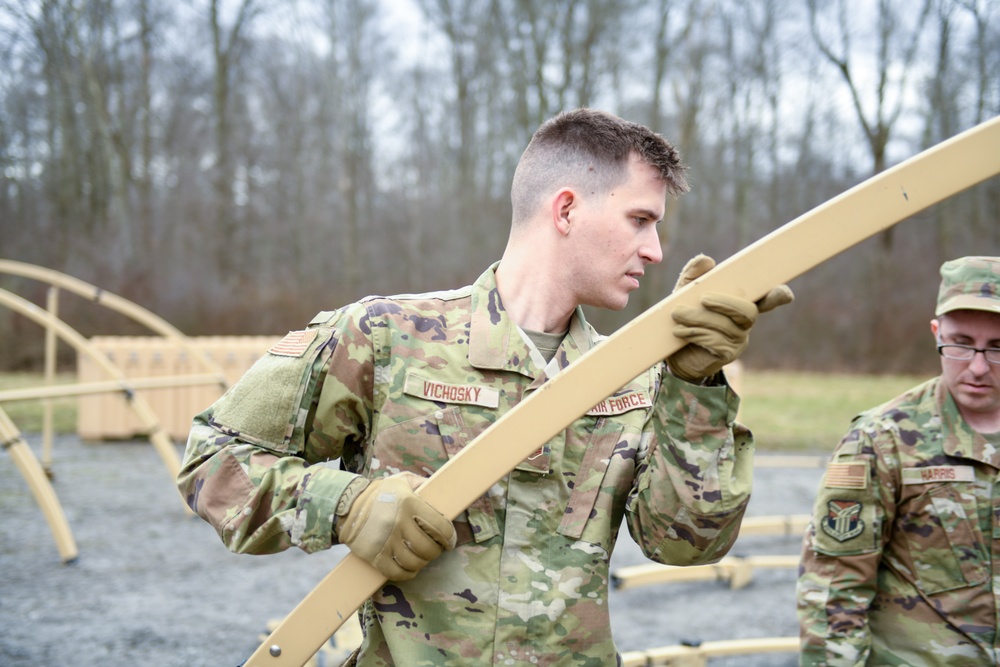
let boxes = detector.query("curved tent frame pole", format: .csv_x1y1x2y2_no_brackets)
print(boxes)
0,407,78,563
0,259,229,480
0,287,198,487
0,286,213,561
0,259,228,381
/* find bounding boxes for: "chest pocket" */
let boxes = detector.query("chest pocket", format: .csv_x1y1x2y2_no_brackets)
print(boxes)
368,373,501,545
899,484,988,595
557,390,648,550
556,423,627,546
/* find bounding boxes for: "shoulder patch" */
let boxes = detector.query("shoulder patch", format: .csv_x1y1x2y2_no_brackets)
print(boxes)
820,500,865,542
268,330,318,357
824,461,868,489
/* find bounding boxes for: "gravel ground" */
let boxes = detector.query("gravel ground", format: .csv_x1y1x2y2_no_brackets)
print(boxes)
1,434,825,667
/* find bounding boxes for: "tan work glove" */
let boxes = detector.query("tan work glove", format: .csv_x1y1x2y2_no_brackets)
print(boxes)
335,472,456,581
667,254,794,383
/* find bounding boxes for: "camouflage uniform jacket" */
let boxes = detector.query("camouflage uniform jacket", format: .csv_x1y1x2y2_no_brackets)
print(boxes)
797,376,1000,666
179,264,754,666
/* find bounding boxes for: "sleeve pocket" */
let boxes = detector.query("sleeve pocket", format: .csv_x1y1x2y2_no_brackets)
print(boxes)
211,330,331,453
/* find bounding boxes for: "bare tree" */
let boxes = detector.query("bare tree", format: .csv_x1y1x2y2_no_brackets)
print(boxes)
647,0,701,134
207,0,266,279
71,0,134,269
317,0,381,295
1,0,997,373
806,0,933,184
807,0,933,367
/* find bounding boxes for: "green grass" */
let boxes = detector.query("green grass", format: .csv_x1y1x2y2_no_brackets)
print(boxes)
0,370,929,453
0,372,79,434
738,370,928,453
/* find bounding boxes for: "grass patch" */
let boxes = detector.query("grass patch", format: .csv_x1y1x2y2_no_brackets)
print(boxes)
738,370,928,453
0,372,78,434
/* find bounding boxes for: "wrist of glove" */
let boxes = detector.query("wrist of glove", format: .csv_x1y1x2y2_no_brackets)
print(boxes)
335,472,456,581
667,254,794,382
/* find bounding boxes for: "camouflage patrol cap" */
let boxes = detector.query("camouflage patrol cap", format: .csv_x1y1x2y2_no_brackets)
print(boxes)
935,256,1000,316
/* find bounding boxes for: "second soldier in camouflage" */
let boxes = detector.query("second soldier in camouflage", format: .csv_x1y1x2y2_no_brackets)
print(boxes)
797,256,1000,666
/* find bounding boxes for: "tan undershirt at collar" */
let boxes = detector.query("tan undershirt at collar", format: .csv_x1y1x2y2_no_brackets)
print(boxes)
521,327,568,364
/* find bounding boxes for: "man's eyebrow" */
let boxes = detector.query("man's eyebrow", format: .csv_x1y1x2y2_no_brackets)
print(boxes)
942,331,1000,346
630,208,662,221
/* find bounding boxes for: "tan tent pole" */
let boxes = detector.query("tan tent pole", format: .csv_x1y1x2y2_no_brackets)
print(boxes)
733,513,810,537
611,554,801,591
0,374,223,403
245,115,1000,666
0,260,228,385
42,286,58,475
0,407,78,563
0,288,189,505
619,637,800,666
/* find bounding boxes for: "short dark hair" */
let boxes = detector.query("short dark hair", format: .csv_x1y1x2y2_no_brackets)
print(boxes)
510,108,689,225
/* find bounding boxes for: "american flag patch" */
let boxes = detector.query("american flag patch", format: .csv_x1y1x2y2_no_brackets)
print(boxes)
268,329,318,357
825,462,867,489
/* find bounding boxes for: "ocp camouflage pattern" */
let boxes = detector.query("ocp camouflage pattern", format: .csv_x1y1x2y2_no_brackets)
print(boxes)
179,263,755,666
797,376,1000,666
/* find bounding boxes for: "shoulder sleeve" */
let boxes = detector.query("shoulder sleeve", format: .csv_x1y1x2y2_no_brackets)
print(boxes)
177,305,372,555
209,320,334,453
797,418,895,666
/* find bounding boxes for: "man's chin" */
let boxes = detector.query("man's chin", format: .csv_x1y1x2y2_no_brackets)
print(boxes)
605,296,630,311
582,290,631,311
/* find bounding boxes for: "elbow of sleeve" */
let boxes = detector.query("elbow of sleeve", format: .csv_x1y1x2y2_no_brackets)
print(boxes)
647,504,747,566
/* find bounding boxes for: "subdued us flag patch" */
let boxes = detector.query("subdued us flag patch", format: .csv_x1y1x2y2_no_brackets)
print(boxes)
824,461,868,489
268,329,318,357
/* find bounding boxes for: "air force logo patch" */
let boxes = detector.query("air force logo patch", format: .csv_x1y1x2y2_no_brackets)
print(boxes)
821,499,865,542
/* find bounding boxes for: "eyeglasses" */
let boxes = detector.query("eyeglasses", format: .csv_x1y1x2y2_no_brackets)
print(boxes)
937,343,1000,365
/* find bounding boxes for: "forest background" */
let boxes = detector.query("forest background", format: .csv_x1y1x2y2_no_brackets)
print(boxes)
1,0,998,375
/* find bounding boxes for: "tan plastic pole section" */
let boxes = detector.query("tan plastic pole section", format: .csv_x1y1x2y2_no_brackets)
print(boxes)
0,407,78,562
610,554,801,591
0,259,228,385
245,115,1000,666
0,375,224,403
0,288,190,507
42,286,58,473
732,513,810,537
619,637,800,666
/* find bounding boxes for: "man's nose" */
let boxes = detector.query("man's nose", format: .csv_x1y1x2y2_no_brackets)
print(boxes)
642,228,664,264
969,349,993,374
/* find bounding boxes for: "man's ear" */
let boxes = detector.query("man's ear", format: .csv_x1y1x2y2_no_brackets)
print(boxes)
551,188,575,236
930,318,940,339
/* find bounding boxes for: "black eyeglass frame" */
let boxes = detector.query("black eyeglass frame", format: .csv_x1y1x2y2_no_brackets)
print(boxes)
937,343,1000,365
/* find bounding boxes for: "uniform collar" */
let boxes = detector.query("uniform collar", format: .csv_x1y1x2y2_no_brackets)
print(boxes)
468,262,595,380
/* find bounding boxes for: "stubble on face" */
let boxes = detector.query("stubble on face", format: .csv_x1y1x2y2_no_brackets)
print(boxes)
934,310,1000,431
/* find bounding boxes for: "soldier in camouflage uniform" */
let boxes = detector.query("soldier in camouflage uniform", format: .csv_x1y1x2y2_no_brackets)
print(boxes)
797,256,1000,666
178,108,793,666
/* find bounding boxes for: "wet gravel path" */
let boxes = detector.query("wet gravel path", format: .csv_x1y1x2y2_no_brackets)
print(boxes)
1,435,823,666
